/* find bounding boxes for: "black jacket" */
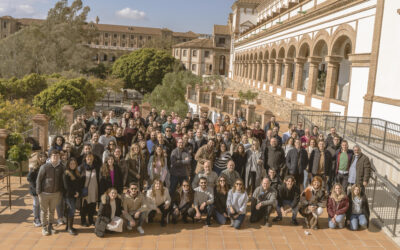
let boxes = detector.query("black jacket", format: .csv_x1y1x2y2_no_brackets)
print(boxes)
36,162,64,195
27,167,40,196
308,149,332,177
213,188,228,214
286,147,308,175
63,170,82,198
232,152,247,179
346,193,370,226
264,146,286,172
99,165,124,196
277,185,300,208
170,148,192,177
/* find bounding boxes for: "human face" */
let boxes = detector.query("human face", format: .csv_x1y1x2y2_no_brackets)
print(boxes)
261,178,270,190
105,126,112,135
86,155,94,165
330,128,336,134
156,147,163,156
312,180,321,189
132,145,140,154
116,127,123,136
150,132,156,140
218,178,226,186
56,137,63,146
333,137,340,146
285,178,294,189
154,181,161,190
109,141,116,150
255,121,260,129
318,141,325,151
334,185,342,195
177,139,183,149
107,157,114,167
92,133,99,143
270,138,277,147
50,153,60,165
220,143,226,152
353,146,360,156
199,179,207,189
167,116,172,123
235,181,243,191
268,169,276,179
114,148,121,158
354,187,360,196
83,145,91,155
130,185,139,196
75,137,82,145
64,144,71,152
182,181,190,191
90,126,97,132
69,160,77,170
295,140,301,149
227,161,235,171
341,141,348,152
207,140,214,149
108,189,117,200
204,162,211,173
310,139,316,148
242,135,248,144
165,128,172,135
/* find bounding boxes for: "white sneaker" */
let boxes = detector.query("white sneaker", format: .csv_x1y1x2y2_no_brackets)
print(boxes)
137,226,144,234
127,225,133,230
34,221,41,227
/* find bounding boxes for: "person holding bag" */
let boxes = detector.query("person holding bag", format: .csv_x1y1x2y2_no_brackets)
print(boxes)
95,188,124,237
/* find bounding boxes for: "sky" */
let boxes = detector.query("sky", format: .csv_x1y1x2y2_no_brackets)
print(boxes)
0,0,236,34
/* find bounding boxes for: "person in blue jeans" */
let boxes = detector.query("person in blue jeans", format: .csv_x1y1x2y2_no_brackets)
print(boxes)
327,183,349,229
63,158,81,235
347,184,369,230
227,178,248,229
273,175,300,225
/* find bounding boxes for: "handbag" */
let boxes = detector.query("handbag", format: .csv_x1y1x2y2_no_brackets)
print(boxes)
82,169,93,198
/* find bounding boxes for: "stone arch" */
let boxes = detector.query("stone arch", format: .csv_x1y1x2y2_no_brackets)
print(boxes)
270,49,277,59
286,38,298,58
329,23,356,56
250,53,253,60
264,50,270,60
254,52,258,60
298,34,312,58
287,45,296,58
312,30,330,57
278,47,286,59
258,51,263,60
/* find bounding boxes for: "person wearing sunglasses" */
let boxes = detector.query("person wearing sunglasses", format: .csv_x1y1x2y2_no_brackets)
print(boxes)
227,179,248,229
171,180,195,224
122,183,146,234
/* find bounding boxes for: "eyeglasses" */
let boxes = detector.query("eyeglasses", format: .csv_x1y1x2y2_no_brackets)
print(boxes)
199,182,207,184
130,188,137,191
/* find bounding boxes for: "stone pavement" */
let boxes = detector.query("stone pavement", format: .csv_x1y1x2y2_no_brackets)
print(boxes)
0,177,399,250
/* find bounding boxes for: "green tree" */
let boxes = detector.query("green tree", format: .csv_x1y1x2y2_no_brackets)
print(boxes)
0,0,96,78
112,48,180,93
144,71,201,117
0,98,40,133
238,90,258,105
0,73,47,101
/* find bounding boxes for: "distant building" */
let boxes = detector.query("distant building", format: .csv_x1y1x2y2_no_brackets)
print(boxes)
172,24,231,76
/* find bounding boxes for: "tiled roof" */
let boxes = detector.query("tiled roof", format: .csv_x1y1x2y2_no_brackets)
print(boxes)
94,23,163,35
173,31,199,38
172,38,214,49
213,25,230,35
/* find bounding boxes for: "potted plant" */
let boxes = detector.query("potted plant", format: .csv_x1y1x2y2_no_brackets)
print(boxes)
238,90,259,105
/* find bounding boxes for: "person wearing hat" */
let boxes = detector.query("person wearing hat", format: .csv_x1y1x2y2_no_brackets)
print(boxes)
299,176,326,230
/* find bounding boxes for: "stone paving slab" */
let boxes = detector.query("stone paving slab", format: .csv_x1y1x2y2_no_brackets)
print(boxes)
0,178,399,250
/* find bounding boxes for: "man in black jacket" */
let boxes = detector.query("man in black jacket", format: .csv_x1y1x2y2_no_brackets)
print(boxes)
309,141,332,190
169,139,192,195
36,150,64,236
286,139,308,188
326,135,341,192
264,138,286,177
273,175,300,225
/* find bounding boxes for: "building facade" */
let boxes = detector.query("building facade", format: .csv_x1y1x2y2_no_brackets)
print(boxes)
227,0,400,124
172,25,231,76
0,16,200,64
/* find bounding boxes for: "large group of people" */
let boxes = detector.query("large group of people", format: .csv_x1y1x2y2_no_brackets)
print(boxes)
28,101,372,237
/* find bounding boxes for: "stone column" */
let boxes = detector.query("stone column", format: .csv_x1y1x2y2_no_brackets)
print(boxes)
267,59,275,85
293,57,306,101
322,56,342,110
246,104,256,124
62,105,74,130
305,57,322,106
282,58,293,97
0,129,10,167
221,96,229,113
274,59,283,86
233,99,241,115
260,60,268,84
32,114,49,152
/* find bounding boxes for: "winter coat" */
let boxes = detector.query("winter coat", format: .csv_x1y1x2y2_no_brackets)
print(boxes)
27,167,40,196
63,169,82,198
308,149,332,177
277,184,300,208
299,186,326,216
170,148,192,177
264,146,286,173
36,162,64,195
99,165,124,196
245,149,266,189
194,145,215,174
346,193,370,225
349,153,372,185
286,147,308,175
327,192,349,217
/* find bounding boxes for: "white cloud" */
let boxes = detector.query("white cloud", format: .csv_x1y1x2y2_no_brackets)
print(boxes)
0,0,49,18
17,4,35,14
116,7,146,20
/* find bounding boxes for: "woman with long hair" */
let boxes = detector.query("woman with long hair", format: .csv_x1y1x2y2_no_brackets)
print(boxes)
327,183,349,229
99,156,123,196
213,143,232,175
214,176,229,225
80,153,99,227
245,140,265,194
146,179,171,227
102,140,116,163
227,178,248,229
124,118,138,147
95,188,124,237
347,184,370,230
171,180,195,223
27,152,47,227
63,158,81,235
284,137,295,157
148,145,170,187
304,138,318,189
299,176,326,230
232,144,247,180
49,136,65,155
230,133,241,155
125,143,148,189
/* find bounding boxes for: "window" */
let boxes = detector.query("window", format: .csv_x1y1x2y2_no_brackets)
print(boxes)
192,50,197,57
104,33,109,38
130,35,134,39
113,33,117,38
105,41,109,46
148,36,151,40
122,34,126,39
139,36,143,40
175,50,178,56
96,40,99,45
204,51,210,58
103,54,108,61
129,43,133,47
122,43,125,47
183,50,187,57
218,37,226,44
209,64,213,72
112,42,117,47
3,21,7,28
183,39,187,42
191,64,197,71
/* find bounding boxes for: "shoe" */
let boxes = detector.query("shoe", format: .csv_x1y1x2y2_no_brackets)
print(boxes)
272,216,282,222
127,225,133,230
57,218,65,225
68,218,77,235
42,226,50,236
48,224,57,234
291,219,299,226
264,222,271,227
182,217,188,224
137,226,144,234
34,221,41,227
230,220,234,227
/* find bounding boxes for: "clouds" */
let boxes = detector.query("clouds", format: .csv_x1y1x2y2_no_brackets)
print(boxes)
0,0,49,18
116,7,147,20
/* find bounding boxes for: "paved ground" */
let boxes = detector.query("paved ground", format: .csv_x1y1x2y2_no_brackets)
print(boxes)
0,177,399,250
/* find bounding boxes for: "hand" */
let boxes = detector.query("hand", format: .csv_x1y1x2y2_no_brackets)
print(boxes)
156,208,162,214
200,202,206,211
230,207,235,214
74,192,79,198
233,214,239,219
136,174,140,179
311,206,317,212
130,220,136,227
331,217,336,223
363,181,368,186
256,203,262,210
195,212,201,219
174,208,180,215
134,212,141,219
307,205,313,211
281,207,286,216
223,213,228,218
185,157,189,161
164,203,170,210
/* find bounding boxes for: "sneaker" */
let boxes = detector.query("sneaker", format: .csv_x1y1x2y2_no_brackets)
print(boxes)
42,227,50,236
127,225,133,230
291,219,299,226
48,224,57,234
57,218,65,225
272,216,282,222
34,221,41,227
137,226,144,234
230,220,234,227
264,222,271,227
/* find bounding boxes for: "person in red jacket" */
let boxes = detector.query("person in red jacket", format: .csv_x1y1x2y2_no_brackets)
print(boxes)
327,183,349,229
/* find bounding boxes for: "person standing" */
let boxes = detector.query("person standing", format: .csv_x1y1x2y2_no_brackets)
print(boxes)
286,139,308,188
334,140,354,192
36,150,64,236
63,158,81,235
347,145,371,193
169,139,192,195
245,140,265,195
309,141,332,190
